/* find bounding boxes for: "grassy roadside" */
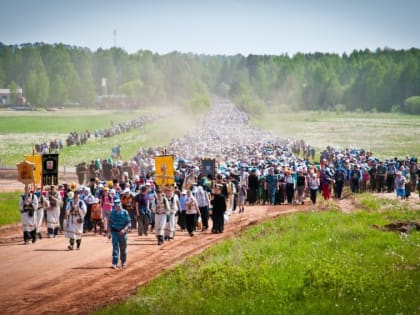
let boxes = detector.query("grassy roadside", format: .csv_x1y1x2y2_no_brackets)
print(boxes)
97,196,420,314
0,191,22,225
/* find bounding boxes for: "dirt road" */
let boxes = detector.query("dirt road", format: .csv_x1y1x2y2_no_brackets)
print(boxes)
2,172,418,315
0,168,78,192
0,201,313,315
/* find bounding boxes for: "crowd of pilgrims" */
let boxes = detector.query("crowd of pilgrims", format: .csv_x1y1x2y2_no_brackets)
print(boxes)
32,114,161,157
34,139,63,154
20,102,419,251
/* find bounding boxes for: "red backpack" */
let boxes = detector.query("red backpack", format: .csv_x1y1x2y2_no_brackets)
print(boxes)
91,203,102,220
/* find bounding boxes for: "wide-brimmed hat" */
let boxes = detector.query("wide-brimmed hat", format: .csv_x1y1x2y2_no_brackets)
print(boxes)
70,182,77,191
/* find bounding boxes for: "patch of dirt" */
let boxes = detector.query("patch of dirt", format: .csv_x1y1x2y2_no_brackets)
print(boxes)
372,192,420,211
336,197,357,213
372,221,420,234
0,170,78,192
335,191,420,213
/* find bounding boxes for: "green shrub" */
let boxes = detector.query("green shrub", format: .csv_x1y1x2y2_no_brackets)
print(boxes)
390,104,400,113
403,96,420,114
334,104,346,114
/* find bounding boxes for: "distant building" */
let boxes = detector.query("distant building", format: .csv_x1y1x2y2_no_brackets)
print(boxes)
0,88,24,105
96,94,128,109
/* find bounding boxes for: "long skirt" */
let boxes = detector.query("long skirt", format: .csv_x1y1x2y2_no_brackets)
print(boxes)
247,189,257,204
186,213,196,235
177,211,186,230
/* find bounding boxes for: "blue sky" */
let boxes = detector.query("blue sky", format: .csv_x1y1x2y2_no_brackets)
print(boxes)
1,0,419,56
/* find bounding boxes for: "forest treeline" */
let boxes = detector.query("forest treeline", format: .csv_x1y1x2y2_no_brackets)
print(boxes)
1,42,420,114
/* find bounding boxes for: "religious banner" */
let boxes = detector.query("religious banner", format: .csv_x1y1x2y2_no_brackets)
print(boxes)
154,155,175,187
24,154,42,185
42,154,59,185
200,158,216,177
16,160,36,185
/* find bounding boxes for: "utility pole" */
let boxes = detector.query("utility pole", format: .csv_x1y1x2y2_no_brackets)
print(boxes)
113,29,117,48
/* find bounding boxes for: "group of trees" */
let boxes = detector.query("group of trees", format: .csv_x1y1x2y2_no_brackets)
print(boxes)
0,42,419,114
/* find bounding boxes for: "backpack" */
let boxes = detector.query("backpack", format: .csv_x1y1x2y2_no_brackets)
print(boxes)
362,172,370,182
91,203,102,220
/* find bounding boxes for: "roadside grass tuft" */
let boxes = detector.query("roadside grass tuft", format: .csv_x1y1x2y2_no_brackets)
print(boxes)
0,191,22,225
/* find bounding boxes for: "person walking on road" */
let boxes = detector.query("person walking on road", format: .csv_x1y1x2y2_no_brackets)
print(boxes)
210,185,226,233
46,185,62,238
109,199,131,269
121,187,135,232
195,186,210,231
154,188,170,245
64,191,87,250
185,189,200,236
135,186,150,236
165,186,180,240
34,187,48,240
308,174,320,205
19,186,39,244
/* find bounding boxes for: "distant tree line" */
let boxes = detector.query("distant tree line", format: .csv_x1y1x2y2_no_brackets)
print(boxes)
0,43,419,114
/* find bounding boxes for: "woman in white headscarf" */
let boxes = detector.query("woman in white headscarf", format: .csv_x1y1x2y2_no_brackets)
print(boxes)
184,190,200,236
154,188,169,245
195,186,210,231
19,186,39,244
64,191,87,250
46,185,62,238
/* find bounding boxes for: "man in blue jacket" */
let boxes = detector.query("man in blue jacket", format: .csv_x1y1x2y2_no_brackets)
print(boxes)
109,199,131,269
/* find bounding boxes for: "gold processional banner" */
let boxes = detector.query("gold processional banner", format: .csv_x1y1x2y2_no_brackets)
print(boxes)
154,155,175,187
16,160,36,185
24,154,42,185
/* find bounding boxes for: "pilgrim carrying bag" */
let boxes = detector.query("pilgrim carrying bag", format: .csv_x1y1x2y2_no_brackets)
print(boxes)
91,203,102,220
196,216,203,230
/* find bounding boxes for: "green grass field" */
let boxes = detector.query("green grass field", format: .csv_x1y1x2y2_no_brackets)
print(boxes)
0,107,197,167
0,191,22,225
253,111,420,159
1,109,419,167
97,195,420,315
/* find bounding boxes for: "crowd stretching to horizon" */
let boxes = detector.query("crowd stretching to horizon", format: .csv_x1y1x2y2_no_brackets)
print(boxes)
19,102,420,269
32,114,161,155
